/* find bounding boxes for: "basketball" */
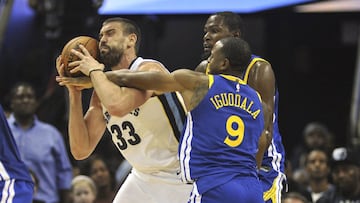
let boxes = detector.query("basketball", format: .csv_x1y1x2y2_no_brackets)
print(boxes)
61,36,99,77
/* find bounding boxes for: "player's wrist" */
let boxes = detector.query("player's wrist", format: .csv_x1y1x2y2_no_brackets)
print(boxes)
88,64,105,76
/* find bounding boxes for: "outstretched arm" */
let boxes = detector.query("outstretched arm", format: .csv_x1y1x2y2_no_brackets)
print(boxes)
107,69,208,111
106,70,185,93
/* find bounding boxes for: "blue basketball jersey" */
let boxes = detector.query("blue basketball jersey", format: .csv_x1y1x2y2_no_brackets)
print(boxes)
242,55,286,203
0,105,33,183
242,55,285,174
179,74,264,194
0,105,33,203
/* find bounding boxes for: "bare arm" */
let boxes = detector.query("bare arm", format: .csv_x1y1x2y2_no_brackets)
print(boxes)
106,69,208,111
58,65,210,111
194,60,207,73
69,45,153,117
255,101,272,169
56,57,105,160
106,70,184,93
88,70,150,117
56,56,106,160
248,61,276,157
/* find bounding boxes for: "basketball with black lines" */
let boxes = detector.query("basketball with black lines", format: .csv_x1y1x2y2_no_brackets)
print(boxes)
61,36,99,77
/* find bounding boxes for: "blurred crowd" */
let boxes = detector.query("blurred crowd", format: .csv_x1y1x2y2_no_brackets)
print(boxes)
285,122,360,203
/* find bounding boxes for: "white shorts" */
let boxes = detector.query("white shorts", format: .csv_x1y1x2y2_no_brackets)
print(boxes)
113,169,193,203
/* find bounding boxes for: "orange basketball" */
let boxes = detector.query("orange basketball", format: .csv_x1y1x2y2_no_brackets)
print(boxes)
61,36,99,77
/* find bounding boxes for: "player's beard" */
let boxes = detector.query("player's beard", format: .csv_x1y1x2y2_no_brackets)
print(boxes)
100,46,123,70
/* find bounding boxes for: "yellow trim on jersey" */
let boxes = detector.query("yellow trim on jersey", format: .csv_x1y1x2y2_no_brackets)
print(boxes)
205,62,210,75
256,92,262,102
243,57,269,84
220,74,263,102
208,75,214,88
219,74,246,84
208,74,262,102
263,176,281,203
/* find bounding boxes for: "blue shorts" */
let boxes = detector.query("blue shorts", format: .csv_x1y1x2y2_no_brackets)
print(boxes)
259,167,286,203
0,179,33,203
188,176,264,203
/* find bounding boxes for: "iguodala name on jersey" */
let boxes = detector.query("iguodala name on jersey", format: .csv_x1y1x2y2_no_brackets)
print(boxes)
209,92,261,119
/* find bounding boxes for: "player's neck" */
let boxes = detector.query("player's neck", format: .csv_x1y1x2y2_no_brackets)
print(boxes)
112,53,138,71
223,69,243,78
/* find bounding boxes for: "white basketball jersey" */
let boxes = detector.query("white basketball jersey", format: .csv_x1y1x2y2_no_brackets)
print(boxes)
102,57,187,180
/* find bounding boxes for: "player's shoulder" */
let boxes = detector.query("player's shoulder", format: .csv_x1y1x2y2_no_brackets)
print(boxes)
251,56,271,69
245,55,276,86
248,56,273,76
137,57,169,73
195,60,207,73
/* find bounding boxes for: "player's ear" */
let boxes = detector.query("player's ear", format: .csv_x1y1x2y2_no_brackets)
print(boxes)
221,58,230,71
128,33,137,48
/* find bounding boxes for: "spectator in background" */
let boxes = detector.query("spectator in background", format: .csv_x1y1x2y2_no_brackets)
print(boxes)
78,154,117,203
291,122,333,171
317,147,360,202
292,123,334,189
71,175,97,203
7,82,73,203
282,192,310,203
304,149,334,203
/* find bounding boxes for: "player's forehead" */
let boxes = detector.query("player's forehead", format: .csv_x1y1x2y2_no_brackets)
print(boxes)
204,15,228,29
100,21,123,34
308,150,327,161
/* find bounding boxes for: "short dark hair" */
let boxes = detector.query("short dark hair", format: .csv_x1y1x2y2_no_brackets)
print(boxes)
214,11,245,38
103,17,141,53
282,192,310,203
304,148,330,166
218,37,251,72
9,82,38,100
78,153,117,190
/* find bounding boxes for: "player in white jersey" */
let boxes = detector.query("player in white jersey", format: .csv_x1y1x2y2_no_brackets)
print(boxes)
104,57,191,202
56,17,192,203
58,36,269,203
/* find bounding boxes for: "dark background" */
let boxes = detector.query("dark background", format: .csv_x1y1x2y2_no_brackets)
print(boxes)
0,0,359,159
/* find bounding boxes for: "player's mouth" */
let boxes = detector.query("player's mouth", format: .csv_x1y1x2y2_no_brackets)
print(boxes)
100,46,110,54
203,44,212,52
100,45,109,50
